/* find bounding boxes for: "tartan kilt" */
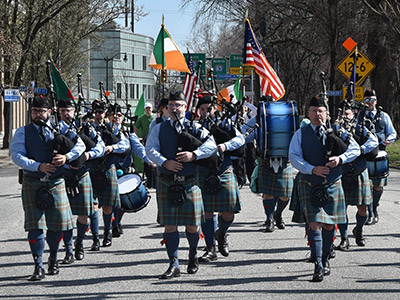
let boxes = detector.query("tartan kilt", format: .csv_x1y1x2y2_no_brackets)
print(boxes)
91,164,120,208
21,176,74,232
297,174,346,225
198,167,241,213
258,160,295,197
289,173,306,223
343,168,372,206
156,176,204,226
66,171,94,216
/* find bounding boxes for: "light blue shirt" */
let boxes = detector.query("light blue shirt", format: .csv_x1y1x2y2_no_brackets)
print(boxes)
92,122,131,154
289,124,361,175
367,109,397,143
146,118,217,167
11,120,85,172
358,126,379,154
129,133,151,164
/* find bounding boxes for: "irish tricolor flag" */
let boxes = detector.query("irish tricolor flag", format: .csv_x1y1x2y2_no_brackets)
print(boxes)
148,23,190,73
217,75,242,104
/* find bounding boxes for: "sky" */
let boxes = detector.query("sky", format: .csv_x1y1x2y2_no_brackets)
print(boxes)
116,0,197,52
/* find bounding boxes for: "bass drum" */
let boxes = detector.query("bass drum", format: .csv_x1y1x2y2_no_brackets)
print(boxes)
256,100,299,158
118,173,151,213
367,150,389,179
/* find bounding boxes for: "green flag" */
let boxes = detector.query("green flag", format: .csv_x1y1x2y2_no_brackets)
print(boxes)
51,62,75,101
234,68,242,102
135,92,145,117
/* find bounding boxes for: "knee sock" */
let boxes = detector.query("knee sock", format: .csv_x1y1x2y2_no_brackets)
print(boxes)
76,220,89,245
263,198,276,220
90,210,99,239
28,230,45,268
338,215,348,238
186,231,200,259
202,218,215,248
112,207,120,229
63,229,73,255
368,203,374,218
103,212,112,233
218,215,234,237
308,230,322,267
46,231,62,260
275,198,288,215
164,231,179,267
372,189,383,214
322,228,335,261
356,212,368,230
213,214,218,232
118,211,125,225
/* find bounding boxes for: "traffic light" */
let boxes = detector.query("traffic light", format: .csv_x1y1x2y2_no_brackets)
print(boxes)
161,69,167,83
207,68,212,82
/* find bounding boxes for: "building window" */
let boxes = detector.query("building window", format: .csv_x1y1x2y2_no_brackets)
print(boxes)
117,83,122,99
130,84,134,98
136,84,139,99
125,84,128,100
132,54,135,69
142,56,147,71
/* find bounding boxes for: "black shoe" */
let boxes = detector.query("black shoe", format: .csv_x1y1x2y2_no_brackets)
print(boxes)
312,263,324,282
117,223,123,235
28,265,45,281
365,216,375,225
264,218,275,232
102,231,112,247
373,216,379,224
112,226,121,238
352,227,366,246
61,252,74,264
335,237,350,251
329,247,336,259
159,264,181,279
74,242,84,260
216,230,229,257
187,257,199,274
90,238,100,251
274,212,285,230
323,260,331,276
199,246,217,262
47,258,59,275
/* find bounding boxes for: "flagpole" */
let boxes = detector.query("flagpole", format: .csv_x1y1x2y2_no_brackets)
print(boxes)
241,11,248,103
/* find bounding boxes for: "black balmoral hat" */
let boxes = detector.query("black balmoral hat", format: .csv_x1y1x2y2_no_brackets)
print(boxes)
92,100,106,112
58,98,75,108
364,89,376,98
309,96,327,108
169,91,186,102
32,96,51,108
196,94,213,109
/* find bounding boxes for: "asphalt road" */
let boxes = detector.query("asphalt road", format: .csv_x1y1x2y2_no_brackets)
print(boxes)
0,165,399,299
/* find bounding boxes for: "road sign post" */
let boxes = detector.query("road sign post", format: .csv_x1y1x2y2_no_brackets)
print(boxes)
337,49,375,85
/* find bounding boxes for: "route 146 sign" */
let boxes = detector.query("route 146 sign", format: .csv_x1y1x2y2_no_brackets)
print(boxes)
337,49,375,85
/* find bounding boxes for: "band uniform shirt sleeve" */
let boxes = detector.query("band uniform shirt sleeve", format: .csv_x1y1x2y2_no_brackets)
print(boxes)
87,129,106,160
10,126,41,172
338,135,360,164
191,122,217,160
145,122,167,167
360,127,379,154
223,125,245,152
382,111,397,143
111,130,130,154
129,133,151,164
243,117,257,143
289,128,315,175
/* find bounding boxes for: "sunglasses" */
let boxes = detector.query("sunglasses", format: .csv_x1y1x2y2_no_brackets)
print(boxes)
364,98,376,103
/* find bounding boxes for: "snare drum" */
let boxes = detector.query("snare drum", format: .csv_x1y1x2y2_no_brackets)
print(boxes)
367,150,389,179
118,173,150,213
257,100,299,158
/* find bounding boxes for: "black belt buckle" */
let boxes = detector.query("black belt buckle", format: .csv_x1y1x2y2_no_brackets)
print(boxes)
174,174,185,182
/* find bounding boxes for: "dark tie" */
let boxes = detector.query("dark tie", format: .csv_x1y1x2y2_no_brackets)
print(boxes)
39,126,46,142
316,126,325,144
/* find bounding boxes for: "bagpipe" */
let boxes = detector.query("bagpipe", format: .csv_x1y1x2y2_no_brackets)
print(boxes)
45,60,86,169
318,72,349,157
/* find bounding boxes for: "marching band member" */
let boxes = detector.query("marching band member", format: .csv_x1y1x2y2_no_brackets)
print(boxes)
145,91,217,279
289,96,360,282
362,89,397,225
58,98,105,263
10,96,84,280
196,95,244,262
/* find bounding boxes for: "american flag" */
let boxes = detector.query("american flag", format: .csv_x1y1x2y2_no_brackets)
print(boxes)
183,52,198,112
243,19,285,101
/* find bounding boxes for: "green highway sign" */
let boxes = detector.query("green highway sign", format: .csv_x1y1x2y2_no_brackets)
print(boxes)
229,54,252,75
212,58,227,76
182,53,206,76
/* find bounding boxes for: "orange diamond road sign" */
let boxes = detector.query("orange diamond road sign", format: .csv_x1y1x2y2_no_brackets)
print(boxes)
337,49,375,85
343,37,357,52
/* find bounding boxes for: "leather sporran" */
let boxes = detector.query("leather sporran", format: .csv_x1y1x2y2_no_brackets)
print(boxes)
203,173,221,194
65,175,80,198
35,185,55,210
342,172,357,192
168,183,187,206
91,165,109,191
310,184,330,207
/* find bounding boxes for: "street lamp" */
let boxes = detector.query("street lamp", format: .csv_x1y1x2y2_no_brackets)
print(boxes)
104,52,128,91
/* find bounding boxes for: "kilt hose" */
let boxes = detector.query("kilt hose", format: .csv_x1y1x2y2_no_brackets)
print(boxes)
156,175,204,226
198,167,241,213
22,176,74,232
297,174,347,225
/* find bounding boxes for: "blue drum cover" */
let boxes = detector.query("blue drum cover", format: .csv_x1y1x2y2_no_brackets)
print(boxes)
367,150,389,179
256,100,299,158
